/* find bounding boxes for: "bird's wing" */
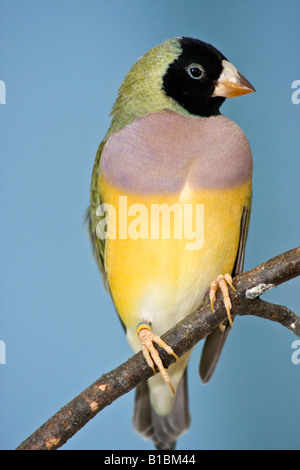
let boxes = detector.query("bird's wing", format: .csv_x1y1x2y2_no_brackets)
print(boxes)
199,203,251,383
87,141,109,289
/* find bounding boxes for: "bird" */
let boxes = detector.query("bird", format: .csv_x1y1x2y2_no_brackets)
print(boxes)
87,37,255,450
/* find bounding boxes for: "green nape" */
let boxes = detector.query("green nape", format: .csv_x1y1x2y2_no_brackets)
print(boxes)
106,37,189,139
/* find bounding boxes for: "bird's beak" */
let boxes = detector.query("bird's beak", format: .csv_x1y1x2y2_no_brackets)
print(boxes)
213,59,256,98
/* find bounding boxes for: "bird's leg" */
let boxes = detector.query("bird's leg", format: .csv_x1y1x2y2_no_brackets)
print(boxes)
210,274,236,331
137,322,179,396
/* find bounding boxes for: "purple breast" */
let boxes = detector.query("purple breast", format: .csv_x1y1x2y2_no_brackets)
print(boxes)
100,110,253,194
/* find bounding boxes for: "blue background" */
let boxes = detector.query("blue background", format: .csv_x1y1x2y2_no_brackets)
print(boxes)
1,0,299,450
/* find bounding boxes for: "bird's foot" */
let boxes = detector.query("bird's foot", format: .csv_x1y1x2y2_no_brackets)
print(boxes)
137,322,179,395
210,274,236,331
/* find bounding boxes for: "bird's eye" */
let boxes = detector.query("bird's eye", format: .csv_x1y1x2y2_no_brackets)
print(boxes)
186,64,205,80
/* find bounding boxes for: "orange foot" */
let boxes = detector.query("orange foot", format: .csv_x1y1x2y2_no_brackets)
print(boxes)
137,322,179,395
210,274,236,331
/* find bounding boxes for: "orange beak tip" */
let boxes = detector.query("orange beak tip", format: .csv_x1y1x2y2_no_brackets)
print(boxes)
213,60,255,98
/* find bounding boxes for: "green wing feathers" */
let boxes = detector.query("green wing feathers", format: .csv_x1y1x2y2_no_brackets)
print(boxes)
87,141,109,288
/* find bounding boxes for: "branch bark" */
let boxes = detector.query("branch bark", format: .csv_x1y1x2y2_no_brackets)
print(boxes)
16,247,300,450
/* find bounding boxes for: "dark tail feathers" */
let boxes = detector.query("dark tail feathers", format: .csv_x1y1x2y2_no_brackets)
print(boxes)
132,371,190,450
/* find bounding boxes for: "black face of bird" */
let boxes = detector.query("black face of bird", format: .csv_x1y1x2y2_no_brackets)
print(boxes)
163,37,255,117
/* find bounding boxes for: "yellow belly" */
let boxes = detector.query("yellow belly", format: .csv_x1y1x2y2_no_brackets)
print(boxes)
99,175,251,334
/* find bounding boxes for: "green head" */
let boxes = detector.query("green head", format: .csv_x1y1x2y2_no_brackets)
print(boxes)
107,37,255,137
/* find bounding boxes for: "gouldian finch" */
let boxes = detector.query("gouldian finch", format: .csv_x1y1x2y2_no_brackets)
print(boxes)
88,37,255,449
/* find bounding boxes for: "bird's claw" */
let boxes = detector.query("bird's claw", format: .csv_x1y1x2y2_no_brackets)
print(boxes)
210,273,236,330
138,327,179,395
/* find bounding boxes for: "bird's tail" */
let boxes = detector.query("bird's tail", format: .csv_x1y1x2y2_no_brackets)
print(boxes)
132,370,190,450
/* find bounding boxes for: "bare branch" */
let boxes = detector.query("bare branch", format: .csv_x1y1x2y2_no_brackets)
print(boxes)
16,247,300,450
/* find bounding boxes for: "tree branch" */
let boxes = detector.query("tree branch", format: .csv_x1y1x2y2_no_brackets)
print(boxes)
16,247,300,450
